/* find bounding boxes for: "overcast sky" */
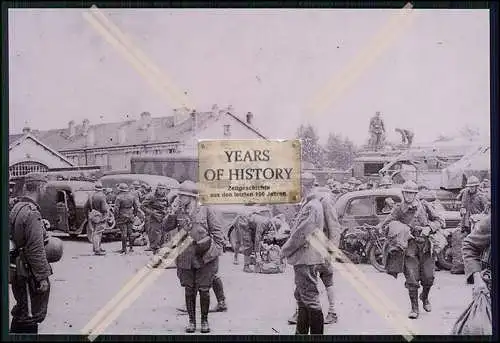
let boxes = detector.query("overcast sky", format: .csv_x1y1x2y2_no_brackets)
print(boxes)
8,8,490,145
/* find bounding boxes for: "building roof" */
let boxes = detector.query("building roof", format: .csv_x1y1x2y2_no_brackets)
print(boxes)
9,111,266,152
9,133,75,166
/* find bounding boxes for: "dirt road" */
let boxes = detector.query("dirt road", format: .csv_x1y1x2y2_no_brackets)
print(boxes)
9,235,472,336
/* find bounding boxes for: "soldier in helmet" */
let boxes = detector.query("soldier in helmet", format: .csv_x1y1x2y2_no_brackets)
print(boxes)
130,181,142,202
141,183,171,253
114,183,141,254
347,177,357,192
9,173,52,333
377,181,445,319
449,175,489,274
84,181,110,256
378,181,445,319
378,175,393,189
172,181,225,333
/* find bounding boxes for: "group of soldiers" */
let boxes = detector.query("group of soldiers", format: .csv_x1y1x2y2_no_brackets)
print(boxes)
9,169,492,335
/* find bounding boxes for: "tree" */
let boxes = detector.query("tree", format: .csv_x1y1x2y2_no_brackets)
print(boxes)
296,124,324,168
324,133,357,171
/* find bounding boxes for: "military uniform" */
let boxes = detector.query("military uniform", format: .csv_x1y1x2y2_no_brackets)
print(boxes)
10,179,52,334
141,188,170,253
174,181,225,334
379,181,445,319
462,215,491,291
114,184,141,253
84,183,109,255
451,177,489,274
234,213,275,272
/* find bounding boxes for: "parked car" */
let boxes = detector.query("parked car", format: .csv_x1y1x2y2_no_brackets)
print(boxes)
35,180,120,238
99,173,179,192
335,188,461,270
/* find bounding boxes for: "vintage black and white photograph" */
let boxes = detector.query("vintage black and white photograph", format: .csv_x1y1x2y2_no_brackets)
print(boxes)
7,5,492,337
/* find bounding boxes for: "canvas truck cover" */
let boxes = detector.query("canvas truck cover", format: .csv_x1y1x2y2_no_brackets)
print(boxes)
441,146,490,189
130,155,198,183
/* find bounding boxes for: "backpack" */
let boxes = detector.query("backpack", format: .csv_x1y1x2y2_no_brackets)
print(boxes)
88,194,103,224
255,243,286,274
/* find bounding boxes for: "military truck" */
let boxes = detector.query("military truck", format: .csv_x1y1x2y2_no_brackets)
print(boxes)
130,155,197,182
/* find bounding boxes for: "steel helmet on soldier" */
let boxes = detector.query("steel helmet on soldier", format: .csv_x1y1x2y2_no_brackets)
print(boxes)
379,175,393,186
301,172,316,186
402,181,419,193
118,183,129,192
45,236,64,263
466,176,480,187
178,181,199,197
348,177,357,184
94,182,104,191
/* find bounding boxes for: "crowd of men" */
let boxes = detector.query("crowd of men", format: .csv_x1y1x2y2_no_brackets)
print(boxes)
9,170,492,335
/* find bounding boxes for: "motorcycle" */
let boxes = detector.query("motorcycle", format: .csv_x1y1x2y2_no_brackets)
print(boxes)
338,224,386,272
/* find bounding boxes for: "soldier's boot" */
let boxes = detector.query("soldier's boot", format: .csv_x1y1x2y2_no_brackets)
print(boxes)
288,308,298,325
295,306,309,334
324,312,338,324
120,237,127,254
243,255,252,272
309,309,324,335
199,289,211,333
408,289,419,319
184,287,196,333
209,276,228,312
233,253,239,265
324,285,338,324
420,286,432,312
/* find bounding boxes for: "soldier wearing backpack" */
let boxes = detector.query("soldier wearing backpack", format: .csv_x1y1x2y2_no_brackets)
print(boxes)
84,181,110,256
9,173,52,334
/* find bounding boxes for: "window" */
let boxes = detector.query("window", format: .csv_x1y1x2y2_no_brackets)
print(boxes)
9,161,49,178
346,197,373,216
364,163,385,176
375,196,401,215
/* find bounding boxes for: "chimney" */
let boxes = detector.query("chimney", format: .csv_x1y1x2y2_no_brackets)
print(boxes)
246,112,254,125
118,126,127,145
22,127,31,134
139,111,152,130
190,110,197,136
68,120,76,138
86,127,95,146
82,118,90,137
224,124,231,137
147,124,156,142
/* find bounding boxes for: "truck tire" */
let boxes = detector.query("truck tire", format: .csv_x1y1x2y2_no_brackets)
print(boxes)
367,243,386,273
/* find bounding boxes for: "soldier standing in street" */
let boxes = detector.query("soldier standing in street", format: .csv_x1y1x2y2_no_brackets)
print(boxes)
450,175,489,274
281,173,334,334
130,181,143,201
141,183,170,253
9,173,52,334
84,181,110,256
114,183,141,254
377,181,446,319
173,181,225,333
286,178,341,328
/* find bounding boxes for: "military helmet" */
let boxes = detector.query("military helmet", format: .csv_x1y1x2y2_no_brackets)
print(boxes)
132,180,141,187
178,181,199,197
379,175,393,186
94,181,104,191
156,183,168,190
348,177,357,184
466,175,480,187
402,181,419,193
45,236,64,263
301,172,316,186
118,183,129,192
326,178,335,186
